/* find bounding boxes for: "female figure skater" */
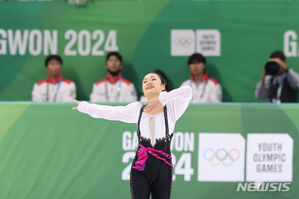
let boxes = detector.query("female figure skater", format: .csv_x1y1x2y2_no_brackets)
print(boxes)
72,72,192,199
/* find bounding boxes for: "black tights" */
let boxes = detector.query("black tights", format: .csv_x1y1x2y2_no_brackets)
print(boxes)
130,156,173,199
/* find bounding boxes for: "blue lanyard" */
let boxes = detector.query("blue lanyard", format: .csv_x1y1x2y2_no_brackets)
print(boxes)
275,73,287,101
189,78,209,98
105,76,123,101
46,77,63,102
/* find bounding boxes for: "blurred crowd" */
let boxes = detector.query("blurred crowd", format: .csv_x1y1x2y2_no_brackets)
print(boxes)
32,51,299,103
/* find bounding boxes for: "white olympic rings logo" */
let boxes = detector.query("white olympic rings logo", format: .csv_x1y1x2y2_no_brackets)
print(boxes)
203,148,240,167
173,37,193,48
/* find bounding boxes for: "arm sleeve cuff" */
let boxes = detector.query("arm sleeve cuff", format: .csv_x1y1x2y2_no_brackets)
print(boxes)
77,101,90,114
158,91,169,106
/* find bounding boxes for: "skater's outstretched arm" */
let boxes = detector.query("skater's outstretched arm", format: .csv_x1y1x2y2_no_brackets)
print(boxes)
72,100,142,123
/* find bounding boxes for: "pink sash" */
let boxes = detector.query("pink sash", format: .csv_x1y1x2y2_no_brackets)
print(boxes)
132,144,173,171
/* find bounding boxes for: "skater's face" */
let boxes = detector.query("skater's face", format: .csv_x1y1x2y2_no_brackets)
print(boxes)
46,59,62,77
142,73,166,97
105,55,122,72
189,62,205,75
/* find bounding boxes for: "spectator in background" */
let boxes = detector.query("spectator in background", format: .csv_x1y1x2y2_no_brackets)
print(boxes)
32,55,76,102
180,53,222,103
90,52,137,102
255,50,299,103
140,69,168,103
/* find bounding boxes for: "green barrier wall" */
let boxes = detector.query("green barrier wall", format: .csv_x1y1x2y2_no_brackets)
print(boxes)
1,0,299,102
0,102,298,198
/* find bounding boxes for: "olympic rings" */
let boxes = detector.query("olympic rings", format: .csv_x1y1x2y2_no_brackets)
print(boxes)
173,37,194,48
203,148,240,167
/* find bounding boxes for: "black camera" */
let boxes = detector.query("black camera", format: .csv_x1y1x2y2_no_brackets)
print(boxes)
265,61,280,76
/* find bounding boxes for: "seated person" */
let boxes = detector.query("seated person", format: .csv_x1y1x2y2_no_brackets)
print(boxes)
90,52,137,102
180,53,222,103
255,50,299,103
140,69,169,103
32,55,76,102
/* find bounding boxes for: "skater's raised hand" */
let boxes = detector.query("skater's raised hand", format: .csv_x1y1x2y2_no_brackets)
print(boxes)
144,98,163,114
72,100,81,110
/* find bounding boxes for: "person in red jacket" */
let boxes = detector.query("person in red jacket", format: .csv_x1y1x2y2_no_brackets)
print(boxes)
32,55,76,102
90,52,137,102
181,53,222,103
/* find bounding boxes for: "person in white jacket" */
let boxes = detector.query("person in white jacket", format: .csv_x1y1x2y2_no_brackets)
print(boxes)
181,53,222,103
73,71,192,199
32,55,76,102
90,52,137,102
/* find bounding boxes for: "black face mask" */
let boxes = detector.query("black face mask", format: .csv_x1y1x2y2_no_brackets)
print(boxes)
107,69,120,76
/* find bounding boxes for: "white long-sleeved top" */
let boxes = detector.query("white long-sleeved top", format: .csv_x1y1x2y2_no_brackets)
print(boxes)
78,86,192,146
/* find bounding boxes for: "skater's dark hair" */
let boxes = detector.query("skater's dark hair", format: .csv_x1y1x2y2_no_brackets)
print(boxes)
152,69,168,91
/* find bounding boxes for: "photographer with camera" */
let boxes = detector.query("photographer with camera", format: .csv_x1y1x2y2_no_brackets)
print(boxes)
255,50,299,103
